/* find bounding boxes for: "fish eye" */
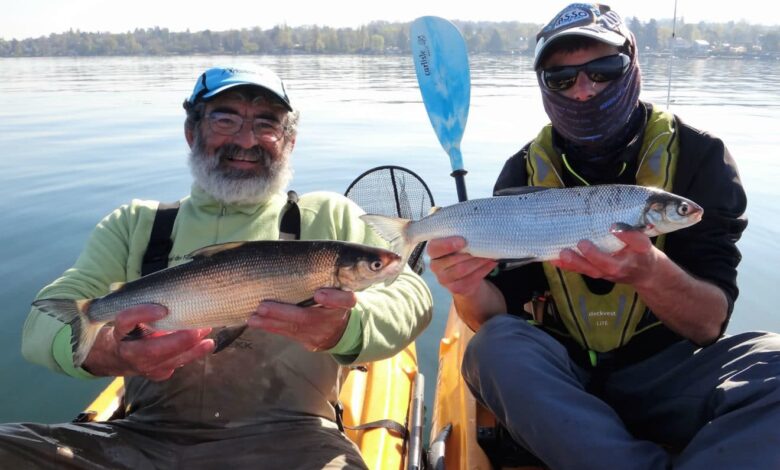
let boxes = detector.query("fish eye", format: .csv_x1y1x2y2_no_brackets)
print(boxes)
370,260,384,271
677,203,690,216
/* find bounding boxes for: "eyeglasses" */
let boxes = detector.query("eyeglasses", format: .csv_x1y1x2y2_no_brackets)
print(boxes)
206,112,288,142
541,54,630,91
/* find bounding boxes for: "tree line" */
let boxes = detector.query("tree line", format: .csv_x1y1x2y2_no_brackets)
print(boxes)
1,19,778,57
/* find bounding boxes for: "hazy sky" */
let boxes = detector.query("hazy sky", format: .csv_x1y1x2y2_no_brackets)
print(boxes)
2,0,776,40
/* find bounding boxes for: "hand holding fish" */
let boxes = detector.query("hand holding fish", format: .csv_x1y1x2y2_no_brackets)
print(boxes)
248,288,356,352
428,237,497,297
427,236,506,332
361,185,703,270
81,304,215,381
551,228,729,345
551,229,660,287
33,240,402,368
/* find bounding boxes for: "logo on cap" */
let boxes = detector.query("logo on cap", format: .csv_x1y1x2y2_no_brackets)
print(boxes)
550,6,591,31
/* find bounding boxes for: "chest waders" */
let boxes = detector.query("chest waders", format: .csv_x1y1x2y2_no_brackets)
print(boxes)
86,191,302,423
526,109,679,364
139,190,407,438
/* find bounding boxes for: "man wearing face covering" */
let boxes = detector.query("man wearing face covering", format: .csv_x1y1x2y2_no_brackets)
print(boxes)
427,3,780,469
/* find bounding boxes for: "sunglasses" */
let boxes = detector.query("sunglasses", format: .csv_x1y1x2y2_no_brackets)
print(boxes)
541,54,631,91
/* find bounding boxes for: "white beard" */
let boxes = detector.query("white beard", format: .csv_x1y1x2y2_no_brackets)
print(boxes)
188,133,293,205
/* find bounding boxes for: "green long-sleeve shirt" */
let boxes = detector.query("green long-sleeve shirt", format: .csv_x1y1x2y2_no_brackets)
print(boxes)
22,186,432,427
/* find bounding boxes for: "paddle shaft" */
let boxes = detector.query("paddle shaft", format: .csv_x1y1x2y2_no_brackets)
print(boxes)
452,169,468,202
410,17,471,469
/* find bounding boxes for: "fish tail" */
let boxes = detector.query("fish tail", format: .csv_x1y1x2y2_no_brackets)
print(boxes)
360,214,415,267
32,298,102,367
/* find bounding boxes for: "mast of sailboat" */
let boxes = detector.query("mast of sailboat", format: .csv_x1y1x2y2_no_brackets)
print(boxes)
666,0,679,109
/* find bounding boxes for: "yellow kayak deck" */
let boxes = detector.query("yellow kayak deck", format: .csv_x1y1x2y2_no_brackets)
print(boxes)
83,343,421,470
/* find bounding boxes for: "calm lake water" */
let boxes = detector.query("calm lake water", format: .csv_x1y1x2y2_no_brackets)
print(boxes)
1,54,779,427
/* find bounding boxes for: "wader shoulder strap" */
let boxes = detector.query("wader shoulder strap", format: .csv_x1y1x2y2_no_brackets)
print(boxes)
142,192,301,276
141,201,181,276
279,190,301,240
76,201,181,423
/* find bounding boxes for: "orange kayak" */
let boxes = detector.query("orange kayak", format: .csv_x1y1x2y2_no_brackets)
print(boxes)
430,305,544,470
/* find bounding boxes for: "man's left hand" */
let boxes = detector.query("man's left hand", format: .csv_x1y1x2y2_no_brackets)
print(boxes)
247,288,356,352
550,230,660,288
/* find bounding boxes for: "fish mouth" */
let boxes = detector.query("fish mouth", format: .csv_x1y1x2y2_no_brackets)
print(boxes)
688,202,704,222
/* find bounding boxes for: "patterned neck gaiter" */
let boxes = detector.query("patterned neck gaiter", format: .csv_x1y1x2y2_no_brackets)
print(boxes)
538,50,642,153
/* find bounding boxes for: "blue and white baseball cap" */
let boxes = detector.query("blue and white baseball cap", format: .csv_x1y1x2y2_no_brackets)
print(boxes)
534,3,631,69
186,66,292,110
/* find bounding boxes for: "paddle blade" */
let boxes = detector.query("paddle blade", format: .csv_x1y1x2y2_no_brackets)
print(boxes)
410,16,470,173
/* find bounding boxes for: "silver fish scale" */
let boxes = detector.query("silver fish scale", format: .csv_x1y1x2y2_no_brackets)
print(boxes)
408,185,657,260
87,243,342,329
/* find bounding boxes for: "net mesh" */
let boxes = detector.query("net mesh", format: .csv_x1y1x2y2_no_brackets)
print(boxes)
345,166,434,274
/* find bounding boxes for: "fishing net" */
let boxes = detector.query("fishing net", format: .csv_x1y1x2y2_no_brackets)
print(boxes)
345,165,435,275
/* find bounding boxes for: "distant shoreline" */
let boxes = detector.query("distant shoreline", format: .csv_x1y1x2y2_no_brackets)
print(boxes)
2,51,779,61
2,19,778,59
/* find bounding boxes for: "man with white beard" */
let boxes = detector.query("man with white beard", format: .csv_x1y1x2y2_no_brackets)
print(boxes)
2,66,432,469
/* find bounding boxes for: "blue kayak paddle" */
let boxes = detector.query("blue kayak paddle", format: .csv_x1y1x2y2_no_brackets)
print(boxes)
410,17,472,470
410,16,471,202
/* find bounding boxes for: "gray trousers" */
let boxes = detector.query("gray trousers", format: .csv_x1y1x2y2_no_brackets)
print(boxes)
462,314,780,470
0,419,368,470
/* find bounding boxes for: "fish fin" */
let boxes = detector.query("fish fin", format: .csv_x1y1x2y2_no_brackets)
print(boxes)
213,325,248,353
609,222,643,233
497,258,537,270
427,206,442,216
32,298,102,368
494,186,549,196
108,282,126,293
188,241,247,259
121,325,157,341
359,214,415,268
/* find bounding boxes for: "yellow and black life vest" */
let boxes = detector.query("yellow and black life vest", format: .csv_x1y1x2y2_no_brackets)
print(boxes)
526,108,679,353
